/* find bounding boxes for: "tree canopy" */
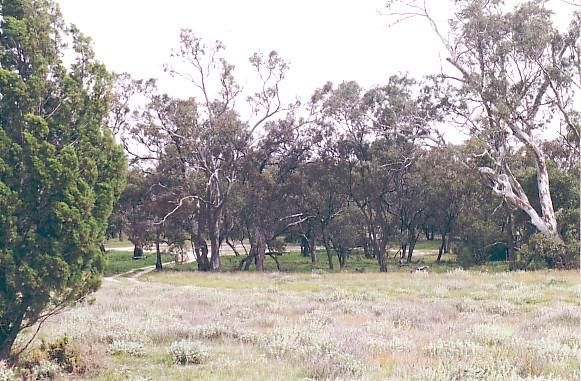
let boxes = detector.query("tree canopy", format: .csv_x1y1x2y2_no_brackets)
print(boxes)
0,0,126,358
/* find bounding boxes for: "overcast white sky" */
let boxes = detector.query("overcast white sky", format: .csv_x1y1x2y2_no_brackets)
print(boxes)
55,0,578,141
56,0,453,102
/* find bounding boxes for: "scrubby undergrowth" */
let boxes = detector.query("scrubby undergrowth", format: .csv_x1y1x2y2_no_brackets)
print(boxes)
9,270,580,380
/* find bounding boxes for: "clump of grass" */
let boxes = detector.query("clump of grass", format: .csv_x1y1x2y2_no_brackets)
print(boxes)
108,340,145,357
424,339,483,357
127,377,153,381
484,300,516,316
454,298,479,313
368,335,413,354
541,306,581,327
259,326,364,379
304,349,363,380
503,284,545,305
470,324,513,346
168,340,207,365
0,361,17,381
527,338,578,363
299,309,333,326
29,360,60,381
193,323,240,341
416,362,510,381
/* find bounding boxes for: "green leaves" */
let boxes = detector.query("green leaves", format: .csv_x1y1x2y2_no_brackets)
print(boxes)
0,0,126,357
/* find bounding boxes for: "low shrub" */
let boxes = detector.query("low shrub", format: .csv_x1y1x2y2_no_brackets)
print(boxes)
108,340,145,357
40,336,82,373
520,233,579,270
30,360,60,381
168,340,207,365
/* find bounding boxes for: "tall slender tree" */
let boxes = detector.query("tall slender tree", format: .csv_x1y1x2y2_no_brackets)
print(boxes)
386,0,580,237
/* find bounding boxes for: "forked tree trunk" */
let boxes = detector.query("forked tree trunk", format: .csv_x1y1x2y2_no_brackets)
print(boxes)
406,227,420,264
481,126,560,238
533,156,559,235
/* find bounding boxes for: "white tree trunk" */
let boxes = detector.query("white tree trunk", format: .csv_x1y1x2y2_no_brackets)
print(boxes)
479,161,558,237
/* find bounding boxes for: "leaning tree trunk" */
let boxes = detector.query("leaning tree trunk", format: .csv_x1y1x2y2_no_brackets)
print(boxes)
481,126,560,238
437,233,447,264
406,227,420,264
0,299,28,362
225,238,241,256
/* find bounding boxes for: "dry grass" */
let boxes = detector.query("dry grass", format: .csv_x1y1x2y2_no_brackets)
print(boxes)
22,270,580,380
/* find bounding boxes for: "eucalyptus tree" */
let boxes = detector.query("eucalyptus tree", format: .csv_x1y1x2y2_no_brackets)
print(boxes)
295,157,350,270
310,76,441,270
0,0,126,358
421,147,475,263
325,206,368,270
235,117,312,271
114,169,154,259
123,32,291,271
311,81,393,271
386,0,580,238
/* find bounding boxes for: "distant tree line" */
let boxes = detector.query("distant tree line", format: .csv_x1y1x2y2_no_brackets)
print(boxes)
109,0,580,273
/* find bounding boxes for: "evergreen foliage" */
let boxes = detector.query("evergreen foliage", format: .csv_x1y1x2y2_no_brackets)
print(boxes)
0,0,126,358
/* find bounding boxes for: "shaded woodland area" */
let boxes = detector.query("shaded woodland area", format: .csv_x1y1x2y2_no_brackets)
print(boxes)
108,1,580,273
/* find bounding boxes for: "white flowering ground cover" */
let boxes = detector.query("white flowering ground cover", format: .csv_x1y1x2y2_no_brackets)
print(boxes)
19,270,580,380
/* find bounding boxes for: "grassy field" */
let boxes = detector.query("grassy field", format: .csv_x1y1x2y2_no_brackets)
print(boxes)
162,248,508,274
104,239,136,249
102,239,505,276
21,269,580,380
102,239,464,277
103,251,168,277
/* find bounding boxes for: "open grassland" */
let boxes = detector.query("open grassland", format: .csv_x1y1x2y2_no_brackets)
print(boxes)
22,269,580,380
